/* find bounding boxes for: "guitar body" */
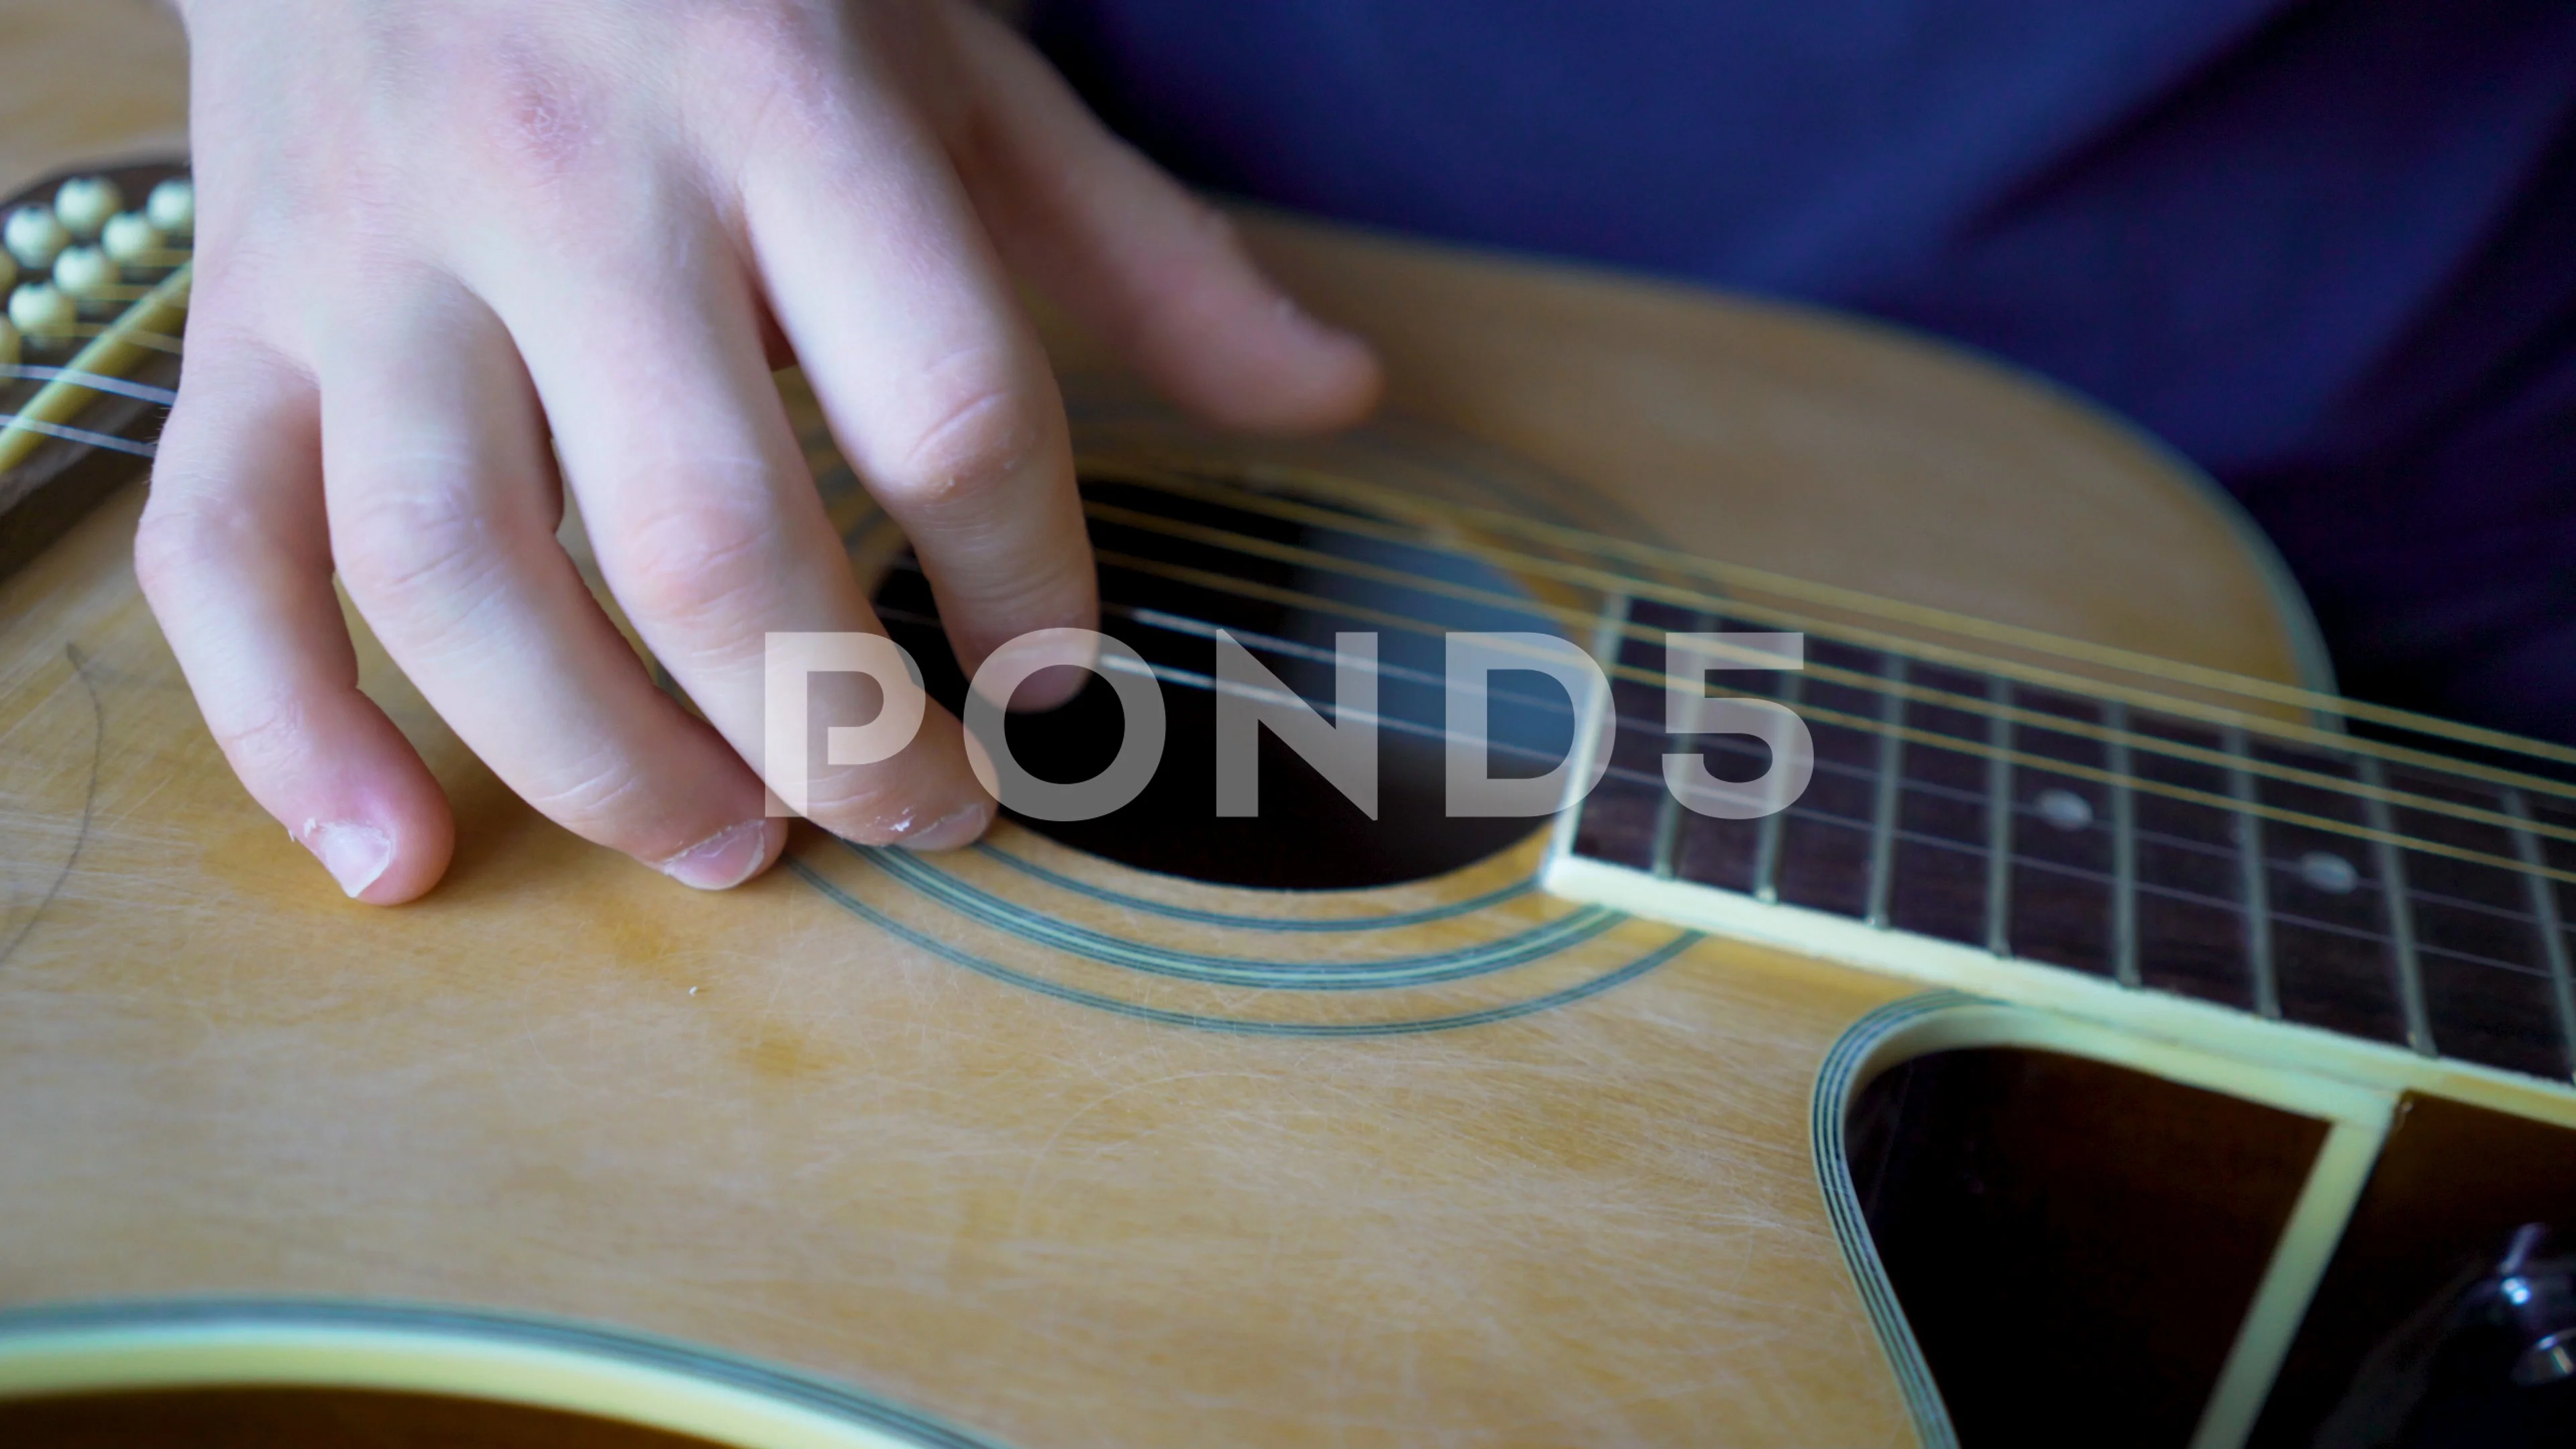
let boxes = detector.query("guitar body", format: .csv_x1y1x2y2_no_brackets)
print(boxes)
21,9,2544,1449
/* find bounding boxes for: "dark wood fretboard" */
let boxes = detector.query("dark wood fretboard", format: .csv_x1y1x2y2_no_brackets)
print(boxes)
1562,598,2576,1085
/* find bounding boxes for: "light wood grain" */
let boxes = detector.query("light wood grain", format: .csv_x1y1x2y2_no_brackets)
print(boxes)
0,6,2318,1447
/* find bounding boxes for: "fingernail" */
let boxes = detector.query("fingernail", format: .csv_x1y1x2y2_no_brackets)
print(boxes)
657,818,777,891
298,819,392,899
898,802,991,853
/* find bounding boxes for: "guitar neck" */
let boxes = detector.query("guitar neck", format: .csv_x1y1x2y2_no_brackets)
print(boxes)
1559,594,2576,1090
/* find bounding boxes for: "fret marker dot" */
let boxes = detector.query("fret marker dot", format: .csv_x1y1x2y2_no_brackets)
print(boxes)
2298,851,2359,894
2036,788,2094,831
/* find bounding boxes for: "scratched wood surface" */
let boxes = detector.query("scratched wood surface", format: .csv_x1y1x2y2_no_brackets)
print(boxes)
0,5,2318,1447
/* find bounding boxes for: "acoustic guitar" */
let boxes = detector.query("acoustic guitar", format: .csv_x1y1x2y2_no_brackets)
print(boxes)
2,11,2570,1448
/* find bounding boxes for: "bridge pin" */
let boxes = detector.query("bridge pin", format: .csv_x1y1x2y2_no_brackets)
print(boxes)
145,177,195,238
4,205,68,270
8,281,74,343
101,212,163,265
51,244,117,303
52,176,121,241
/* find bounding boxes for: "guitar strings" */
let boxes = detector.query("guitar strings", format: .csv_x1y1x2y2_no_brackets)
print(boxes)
1060,485,2576,837
0,413,158,455
4,171,2529,778
1117,455,2576,771
874,551,2576,891
1071,491,2576,861
1091,460,2576,798
15,201,2544,796
0,365,178,405
48,238,2576,886
881,602,2544,984
881,594,2559,973
39,220,2548,809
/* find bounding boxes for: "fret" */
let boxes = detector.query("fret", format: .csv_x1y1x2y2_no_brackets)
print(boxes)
1750,669,1801,904
2357,756,2434,1057
1587,590,1637,698
1648,608,1721,879
2126,714,2257,1010
1884,663,1995,948
1663,614,1787,893
2224,727,2280,1018
1566,593,1666,873
2505,789,2576,1081
1984,675,2015,955
2106,701,2140,989
2006,690,2118,978
1864,655,1909,928
2385,774,2573,1080
2251,741,2411,1047
1771,639,1884,919
1650,777,1684,877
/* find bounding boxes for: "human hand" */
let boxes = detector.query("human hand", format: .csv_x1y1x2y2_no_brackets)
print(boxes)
136,0,1379,903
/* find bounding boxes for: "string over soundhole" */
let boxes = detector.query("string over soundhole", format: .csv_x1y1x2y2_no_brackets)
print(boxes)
867,470,1581,890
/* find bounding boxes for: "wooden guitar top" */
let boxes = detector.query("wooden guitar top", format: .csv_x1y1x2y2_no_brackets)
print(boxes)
0,5,2325,1447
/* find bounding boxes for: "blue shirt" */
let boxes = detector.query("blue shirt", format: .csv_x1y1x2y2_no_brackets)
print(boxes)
1033,0,2576,741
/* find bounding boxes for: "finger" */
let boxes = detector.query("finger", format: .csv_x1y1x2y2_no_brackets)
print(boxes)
315,271,792,890
134,331,454,904
736,58,1097,694
943,5,1382,434
458,199,995,850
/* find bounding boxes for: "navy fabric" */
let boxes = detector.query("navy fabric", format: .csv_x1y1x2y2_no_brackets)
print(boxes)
1032,0,2576,741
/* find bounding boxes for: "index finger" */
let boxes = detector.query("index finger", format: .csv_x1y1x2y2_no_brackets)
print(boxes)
736,48,1097,704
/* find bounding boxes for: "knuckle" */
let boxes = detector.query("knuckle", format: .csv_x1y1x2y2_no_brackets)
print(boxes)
132,495,231,605
331,480,502,619
519,747,655,841
522,750,735,867
687,0,862,150
605,495,782,633
886,367,1044,513
417,26,617,197
965,539,1096,624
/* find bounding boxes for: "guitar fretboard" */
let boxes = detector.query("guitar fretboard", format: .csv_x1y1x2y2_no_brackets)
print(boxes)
1560,597,2576,1086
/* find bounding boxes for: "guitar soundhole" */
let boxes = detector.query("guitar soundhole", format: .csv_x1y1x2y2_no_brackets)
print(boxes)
871,474,1575,890
0,1387,728,1448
